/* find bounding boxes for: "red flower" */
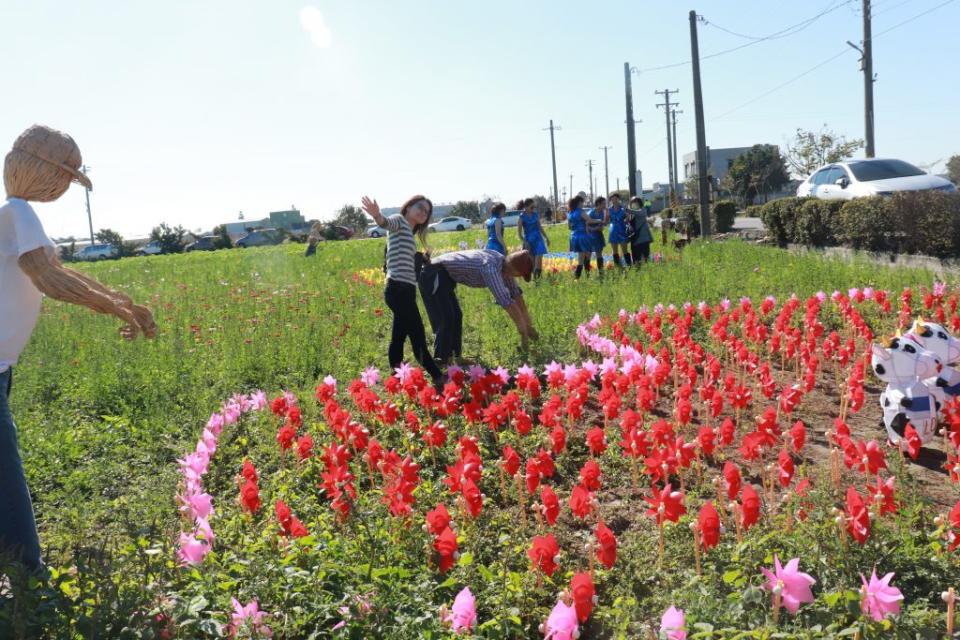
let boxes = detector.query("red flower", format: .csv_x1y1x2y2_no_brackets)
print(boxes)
550,425,567,455
296,433,314,460
525,458,541,495
275,499,292,531
718,417,735,447
433,526,458,572
948,500,960,551
286,405,303,428
276,424,296,451
569,485,595,520
578,459,602,492
697,426,716,457
778,449,795,488
723,461,742,500
586,427,608,456
595,519,617,569
240,479,260,514
846,486,870,544
854,439,887,475
645,483,686,525
502,445,521,477
426,503,452,536
462,478,483,519
698,501,721,551
289,517,309,538
423,421,448,449
790,420,806,453
570,572,596,622
904,423,921,461
528,534,560,577
241,459,259,484
540,485,560,526
740,483,760,531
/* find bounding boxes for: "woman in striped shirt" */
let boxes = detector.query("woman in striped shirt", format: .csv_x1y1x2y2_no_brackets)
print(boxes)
361,195,444,387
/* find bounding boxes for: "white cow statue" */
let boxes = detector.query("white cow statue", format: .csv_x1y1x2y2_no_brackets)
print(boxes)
906,317,960,412
870,333,942,446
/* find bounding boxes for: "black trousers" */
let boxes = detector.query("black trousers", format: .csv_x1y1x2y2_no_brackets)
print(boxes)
631,241,651,263
383,279,442,380
418,265,462,364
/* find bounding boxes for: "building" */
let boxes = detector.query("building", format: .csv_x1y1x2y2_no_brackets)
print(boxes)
682,146,755,187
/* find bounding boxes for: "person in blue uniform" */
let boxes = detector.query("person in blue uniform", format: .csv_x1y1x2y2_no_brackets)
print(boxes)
587,196,607,277
567,194,592,279
606,193,630,267
626,196,654,264
516,197,549,279
485,202,507,255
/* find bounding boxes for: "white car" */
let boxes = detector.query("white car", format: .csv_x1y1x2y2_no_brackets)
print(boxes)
366,224,385,238
797,158,957,200
500,212,521,228
76,243,118,261
427,216,473,233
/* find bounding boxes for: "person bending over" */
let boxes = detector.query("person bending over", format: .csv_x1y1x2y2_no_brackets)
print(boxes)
419,249,536,364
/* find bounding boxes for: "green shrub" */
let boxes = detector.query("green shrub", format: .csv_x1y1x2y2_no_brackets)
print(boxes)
712,200,737,233
677,204,701,237
744,204,762,218
891,191,960,258
794,199,843,247
759,199,788,246
838,196,899,252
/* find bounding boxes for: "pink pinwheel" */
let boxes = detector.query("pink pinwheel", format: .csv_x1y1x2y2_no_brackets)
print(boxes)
660,605,686,640
176,532,210,565
761,555,816,614
178,490,214,520
541,600,578,640
361,366,380,387
860,569,903,621
441,587,477,633
228,598,272,638
248,390,267,411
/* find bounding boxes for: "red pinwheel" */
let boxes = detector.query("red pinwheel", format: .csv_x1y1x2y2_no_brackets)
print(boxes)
698,501,721,551
433,527,458,572
586,426,608,456
846,486,870,544
866,475,897,516
740,483,760,532
578,459,603,492
570,572,596,622
502,445,521,477
425,503,452,536
790,420,806,454
461,478,483,519
595,519,617,569
778,449,795,488
645,483,686,525
723,461,742,500
904,423,921,461
528,534,560,577
569,485,595,520
540,485,560,526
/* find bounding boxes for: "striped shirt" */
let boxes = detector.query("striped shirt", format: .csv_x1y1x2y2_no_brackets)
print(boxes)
431,249,522,309
383,214,418,285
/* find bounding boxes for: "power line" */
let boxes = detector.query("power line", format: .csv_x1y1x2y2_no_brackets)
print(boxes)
874,0,955,34
634,0,855,73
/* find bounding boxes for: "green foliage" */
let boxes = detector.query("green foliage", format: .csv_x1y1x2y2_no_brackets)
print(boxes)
794,199,844,247
95,228,136,257
677,204,700,237
211,224,234,249
947,155,960,186
449,200,482,223
723,144,791,206
149,222,188,254
58,238,77,261
712,200,737,233
744,205,763,218
785,125,865,178
333,204,368,234
890,191,960,258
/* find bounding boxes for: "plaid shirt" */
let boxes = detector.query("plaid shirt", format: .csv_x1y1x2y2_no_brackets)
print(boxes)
431,250,522,308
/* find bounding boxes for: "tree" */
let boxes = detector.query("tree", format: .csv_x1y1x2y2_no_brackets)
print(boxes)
211,224,233,249
947,155,960,185
449,200,481,223
95,228,135,257
150,223,187,254
59,237,76,262
333,204,368,234
722,144,791,206
785,125,864,178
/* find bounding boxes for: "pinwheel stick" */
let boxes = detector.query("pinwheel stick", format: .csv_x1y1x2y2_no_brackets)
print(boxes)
690,522,702,576
514,475,527,530
944,587,956,636
772,589,782,626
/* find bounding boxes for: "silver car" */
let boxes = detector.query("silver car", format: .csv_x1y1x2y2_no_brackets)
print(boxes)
797,158,957,200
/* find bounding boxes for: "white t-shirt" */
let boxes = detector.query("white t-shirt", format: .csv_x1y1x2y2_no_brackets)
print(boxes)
0,198,54,372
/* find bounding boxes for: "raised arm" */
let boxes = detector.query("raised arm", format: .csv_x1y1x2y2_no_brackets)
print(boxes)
18,248,156,339
361,196,387,227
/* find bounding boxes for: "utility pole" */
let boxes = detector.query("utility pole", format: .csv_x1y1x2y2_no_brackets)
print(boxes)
655,89,679,202
82,164,94,245
544,120,562,210
569,174,574,202
616,177,620,192
624,62,638,196
585,160,595,202
599,145,612,198
846,0,875,156
689,11,711,236
671,110,682,198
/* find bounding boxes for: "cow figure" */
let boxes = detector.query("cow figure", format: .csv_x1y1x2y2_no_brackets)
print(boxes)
907,317,960,412
870,333,942,446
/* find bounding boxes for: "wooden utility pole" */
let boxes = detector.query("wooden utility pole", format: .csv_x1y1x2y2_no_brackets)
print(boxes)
624,63,638,197
655,89,679,202
544,120,562,210
689,10,711,236
599,145,612,198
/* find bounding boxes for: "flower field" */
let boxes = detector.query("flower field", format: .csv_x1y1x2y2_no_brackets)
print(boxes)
6,225,960,638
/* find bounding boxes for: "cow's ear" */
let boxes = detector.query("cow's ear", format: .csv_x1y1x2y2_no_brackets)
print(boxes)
872,343,892,361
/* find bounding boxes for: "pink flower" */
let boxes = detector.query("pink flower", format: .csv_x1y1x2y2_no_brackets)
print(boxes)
229,598,272,638
580,360,599,379
442,587,476,633
194,516,215,545
860,569,903,621
660,605,686,640
323,374,337,389
248,390,267,411
542,600,578,640
222,404,241,425
361,366,380,387
206,413,225,435
761,555,816,614
467,364,486,382
178,490,214,520
176,532,209,565
491,366,510,385
517,364,536,378
393,362,414,384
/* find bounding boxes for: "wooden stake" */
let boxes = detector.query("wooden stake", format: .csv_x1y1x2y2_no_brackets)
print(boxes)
945,587,956,637
515,474,527,530
691,522,702,576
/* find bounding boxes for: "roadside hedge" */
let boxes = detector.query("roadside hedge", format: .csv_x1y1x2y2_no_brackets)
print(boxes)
759,192,960,258
712,200,737,233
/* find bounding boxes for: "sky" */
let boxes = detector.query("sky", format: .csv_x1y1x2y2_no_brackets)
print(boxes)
3,0,957,240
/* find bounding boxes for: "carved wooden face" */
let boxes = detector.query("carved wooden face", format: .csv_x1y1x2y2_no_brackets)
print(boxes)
871,335,942,383
909,319,960,365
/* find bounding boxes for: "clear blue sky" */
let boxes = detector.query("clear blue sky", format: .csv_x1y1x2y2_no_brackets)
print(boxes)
3,0,957,239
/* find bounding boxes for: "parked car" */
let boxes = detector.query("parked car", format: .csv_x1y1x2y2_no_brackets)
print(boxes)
366,224,385,238
321,224,354,241
235,228,284,248
76,243,119,261
428,216,474,233
185,235,219,252
135,240,163,256
797,158,958,200
500,211,521,228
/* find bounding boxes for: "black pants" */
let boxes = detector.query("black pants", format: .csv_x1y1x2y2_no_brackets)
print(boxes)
418,265,462,364
383,280,442,380
631,241,651,263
